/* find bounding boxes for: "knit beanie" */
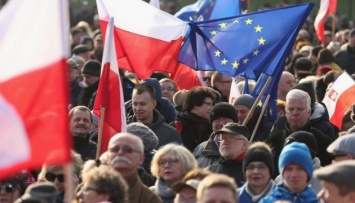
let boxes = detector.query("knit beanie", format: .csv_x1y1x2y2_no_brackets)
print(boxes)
82,60,101,77
285,131,317,159
209,102,238,126
233,94,255,109
279,142,313,180
243,145,274,177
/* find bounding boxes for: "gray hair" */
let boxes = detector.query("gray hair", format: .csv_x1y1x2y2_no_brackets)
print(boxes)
286,89,311,111
126,122,159,151
109,133,144,153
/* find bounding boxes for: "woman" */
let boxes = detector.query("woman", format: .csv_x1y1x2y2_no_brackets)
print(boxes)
0,174,27,203
150,144,198,203
238,142,276,203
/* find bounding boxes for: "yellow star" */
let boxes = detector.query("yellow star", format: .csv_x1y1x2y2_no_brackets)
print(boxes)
232,61,239,69
233,19,239,24
243,58,249,64
254,25,263,32
211,30,217,36
219,23,227,29
258,37,266,45
245,18,253,25
258,100,262,106
215,50,221,57
253,49,260,56
221,58,228,65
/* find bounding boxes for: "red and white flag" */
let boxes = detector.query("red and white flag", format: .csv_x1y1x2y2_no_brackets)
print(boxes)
314,0,337,43
0,0,71,179
97,0,188,79
171,63,202,90
229,78,241,105
93,18,127,156
323,72,355,130
150,0,161,9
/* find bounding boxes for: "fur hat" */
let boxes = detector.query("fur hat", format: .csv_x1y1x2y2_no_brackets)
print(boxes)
233,94,255,109
126,122,159,151
82,60,101,77
209,102,238,126
285,131,317,159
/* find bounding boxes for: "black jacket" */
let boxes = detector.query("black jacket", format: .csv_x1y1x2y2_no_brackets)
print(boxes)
73,135,97,161
193,133,221,168
207,158,245,187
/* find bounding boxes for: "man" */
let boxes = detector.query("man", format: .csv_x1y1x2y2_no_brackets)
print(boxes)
72,44,92,62
336,28,355,74
260,142,319,203
196,174,238,203
314,160,355,203
207,123,249,187
172,179,200,203
211,72,232,102
266,89,333,176
67,59,82,107
277,71,295,101
127,83,181,149
107,133,162,203
327,133,355,163
159,78,177,103
69,105,97,161
202,71,215,87
193,102,238,168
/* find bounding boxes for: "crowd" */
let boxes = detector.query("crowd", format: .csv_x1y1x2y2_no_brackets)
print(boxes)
1,0,355,203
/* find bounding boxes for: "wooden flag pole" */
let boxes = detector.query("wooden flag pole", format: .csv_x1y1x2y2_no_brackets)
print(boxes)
64,163,73,203
249,94,271,142
96,106,106,159
242,75,273,126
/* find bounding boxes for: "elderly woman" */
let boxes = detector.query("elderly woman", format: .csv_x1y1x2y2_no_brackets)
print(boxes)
150,144,198,203
81,165,128,203
238,142,275,203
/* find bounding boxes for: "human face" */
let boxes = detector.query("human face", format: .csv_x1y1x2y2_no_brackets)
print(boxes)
191,97,213,119
203,71,214,87
285,98,311,131
234,105,250,124
198,187,236,203
174,187,196,203
45,170,65,195
107,137,144,173
81,184,108,203
282,164,308,194
160,81,176,102
211,118,234,132
349,35,355,48
132,91,157,123
159,152,183,185
69,109,92,137
67,68,79,83
278,73,295,99
318,181,353,203
0,182,21,203
215,76,232,97
82,74,99,87
245,161,271,193
218,133,248,160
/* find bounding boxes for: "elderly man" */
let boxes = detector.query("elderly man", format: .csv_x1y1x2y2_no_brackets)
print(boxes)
327,133,355,163
207,123,249,187
69,105,97,161
266,89,333,176
314,160,355,203
107,133,162,203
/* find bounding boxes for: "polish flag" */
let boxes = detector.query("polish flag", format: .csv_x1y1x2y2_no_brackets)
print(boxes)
323,72,355,130
150,0,161,9
93,18,126,156
96,0,188,79
0,0,71,179
314,0,337,43
171,63,202,90
229,79,241,105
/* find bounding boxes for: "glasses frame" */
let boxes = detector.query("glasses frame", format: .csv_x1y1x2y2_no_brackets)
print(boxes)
159,159,179,167
45,172,64,182
109,145,141,154
0,184,16,193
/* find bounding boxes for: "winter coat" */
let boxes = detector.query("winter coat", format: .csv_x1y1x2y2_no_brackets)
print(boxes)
150,179,175,203
336,45,355,74
207,158,245,187
126,171,162,203
70,80,82,107
193,133,221,168
238,180,276,203
245,106,273,142
72,135,97,161
77,80,99,108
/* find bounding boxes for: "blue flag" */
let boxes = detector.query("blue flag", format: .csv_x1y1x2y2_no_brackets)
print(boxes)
174,0,241,22
178,3,314,80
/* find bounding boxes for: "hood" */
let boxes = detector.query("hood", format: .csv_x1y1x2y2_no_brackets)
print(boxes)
142,78,162,102
310,102,329,121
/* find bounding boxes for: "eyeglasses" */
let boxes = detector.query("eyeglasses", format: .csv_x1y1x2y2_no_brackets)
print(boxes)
159,159,179,166
216,134,247,142
202,77,211,81
245,164,268,171
45,172,64,182
109,145,141,154
81,186,100,195
0,184,16,193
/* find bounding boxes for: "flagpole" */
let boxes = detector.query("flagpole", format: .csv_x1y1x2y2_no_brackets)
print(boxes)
64,163,73,203
96,106,106,159
249,94,270,142
242,75,273,126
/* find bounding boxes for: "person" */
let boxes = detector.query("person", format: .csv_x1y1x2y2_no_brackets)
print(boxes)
317,48,343,72
72,44,92,62
211,72,232,102
193,102,238,168
314,160,355,203
150,144,198,203
69,106,97,161
207,123,249,187
127,83,181,149
172,90,188,114
277,71,295,101
172,179,200,203
81,165,128,203
173,87,216,152
327,133,355,163
260,142,319,203
238,142,276,203
0,175,27,203
336,28,355,74
106,133,162,203
67,59,82,107
196,174,238,203
15,182,57,203
159,78,177,104
202,71,214,87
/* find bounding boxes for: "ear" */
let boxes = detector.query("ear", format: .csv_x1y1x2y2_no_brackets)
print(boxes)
152,99,157,108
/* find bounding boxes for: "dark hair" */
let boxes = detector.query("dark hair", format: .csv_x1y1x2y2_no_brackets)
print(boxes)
68,105,93,123
133,83,156,101
183,87,216,112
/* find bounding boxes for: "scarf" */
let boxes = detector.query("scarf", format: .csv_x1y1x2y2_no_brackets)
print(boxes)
155,178,175,201
245,179,275,203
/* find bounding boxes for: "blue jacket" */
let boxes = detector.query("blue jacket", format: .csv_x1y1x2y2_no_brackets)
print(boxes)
260,183,319,203
238,180,275,203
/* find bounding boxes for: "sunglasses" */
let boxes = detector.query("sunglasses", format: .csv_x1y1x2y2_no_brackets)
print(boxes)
45,172,64,182
109,145,141,154
0,184,16,193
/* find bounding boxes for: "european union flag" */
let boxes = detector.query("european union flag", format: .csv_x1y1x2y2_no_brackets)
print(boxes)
178,3,314,80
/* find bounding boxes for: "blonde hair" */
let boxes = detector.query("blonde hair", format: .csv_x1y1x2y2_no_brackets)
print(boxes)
197,174,238,202
173,89,188,107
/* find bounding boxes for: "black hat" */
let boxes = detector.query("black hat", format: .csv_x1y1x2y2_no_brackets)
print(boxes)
215,123,250,139
209,102,238,126
82,60,101,77
73,44,91,55
243,144,274,177
15,182,57,203
294,57,313,72
285,131,318,159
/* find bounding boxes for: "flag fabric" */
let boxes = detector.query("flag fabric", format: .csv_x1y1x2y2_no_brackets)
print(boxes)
229,79,241,105
322,72,355,130
150,0,160,9
314,0,337,44
171,63,202,90
178,3,314,80
0,0,71,179
96,0,188,79
93,18,127,156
